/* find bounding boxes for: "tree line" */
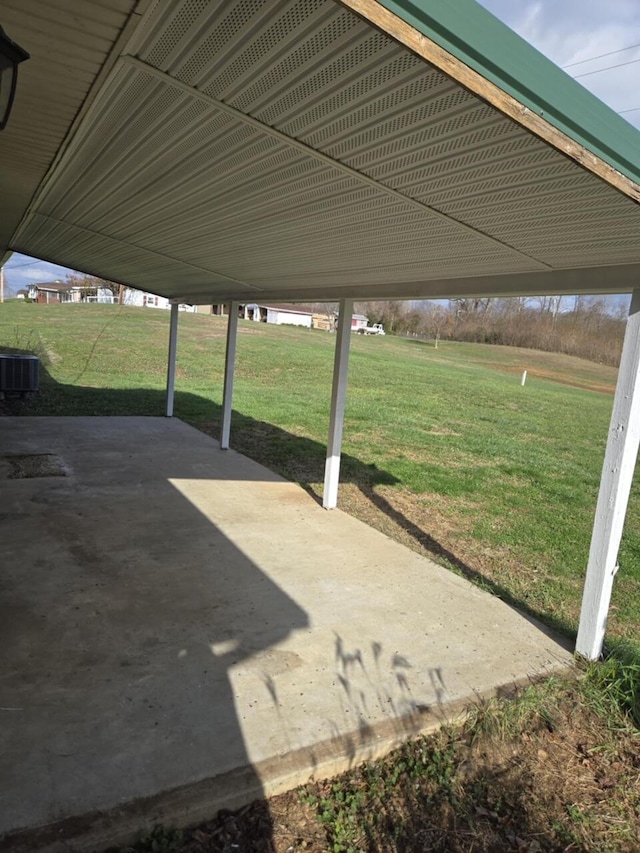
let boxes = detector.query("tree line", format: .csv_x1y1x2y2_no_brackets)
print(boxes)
353,296,627,367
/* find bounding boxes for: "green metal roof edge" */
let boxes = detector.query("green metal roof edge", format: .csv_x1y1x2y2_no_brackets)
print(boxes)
377,0,640,187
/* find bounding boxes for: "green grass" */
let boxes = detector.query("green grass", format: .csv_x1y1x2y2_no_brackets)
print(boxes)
1,301,638,646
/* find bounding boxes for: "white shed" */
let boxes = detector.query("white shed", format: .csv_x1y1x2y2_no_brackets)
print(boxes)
350,314,369,331
122,289,196,311
266,306,312,328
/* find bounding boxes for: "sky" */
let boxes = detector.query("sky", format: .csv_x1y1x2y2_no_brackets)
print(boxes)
477,0,640,128
3,0,640,297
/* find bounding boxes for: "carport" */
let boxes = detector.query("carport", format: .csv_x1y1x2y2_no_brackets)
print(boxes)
1,0,640,844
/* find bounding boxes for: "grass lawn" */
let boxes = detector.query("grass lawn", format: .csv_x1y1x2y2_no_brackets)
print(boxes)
2,300,637,646
3,301,640,853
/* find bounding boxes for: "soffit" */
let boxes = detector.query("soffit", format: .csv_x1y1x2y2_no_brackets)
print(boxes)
5,0,640,302
0,0,142,261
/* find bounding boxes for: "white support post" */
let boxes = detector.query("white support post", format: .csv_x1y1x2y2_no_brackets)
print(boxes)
323,298,354,510
220,302,239,450
165,302,179,417
576,289,640,660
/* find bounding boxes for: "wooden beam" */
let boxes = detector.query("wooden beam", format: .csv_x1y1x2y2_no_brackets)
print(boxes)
220,302,239,450
323,298,354,509
576,288,640,660
339,0,640,204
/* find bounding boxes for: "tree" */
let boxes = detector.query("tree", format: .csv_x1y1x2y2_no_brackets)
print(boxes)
427,305,450,348
65,273,123,303
309,301,338,330
355,300,409,334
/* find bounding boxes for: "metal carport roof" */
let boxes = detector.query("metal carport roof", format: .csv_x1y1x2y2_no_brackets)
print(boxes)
2,0,640,304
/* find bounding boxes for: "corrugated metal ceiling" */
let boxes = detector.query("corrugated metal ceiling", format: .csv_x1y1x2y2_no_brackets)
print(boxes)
4,0,640,301
0,0,142,262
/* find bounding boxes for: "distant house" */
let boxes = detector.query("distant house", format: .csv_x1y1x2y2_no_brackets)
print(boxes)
122,289,171,310
28,281,114,304
27,281,196,311
196,304,228,316
199,302,337,330
312,311,337,331
120,289,197,312
351,313,369,331
240,303,313,328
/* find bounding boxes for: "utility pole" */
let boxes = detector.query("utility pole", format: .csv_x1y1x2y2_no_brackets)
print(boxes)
0,266,4,303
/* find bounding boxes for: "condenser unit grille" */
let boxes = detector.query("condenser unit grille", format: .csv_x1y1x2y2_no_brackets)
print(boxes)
0,355,40,393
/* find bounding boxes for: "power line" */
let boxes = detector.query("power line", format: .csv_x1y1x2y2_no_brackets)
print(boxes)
573,56,640,79
619,105,640,114
563,42,640,69
5,259,56,270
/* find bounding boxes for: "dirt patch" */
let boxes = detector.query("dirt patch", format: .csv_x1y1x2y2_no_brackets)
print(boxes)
489,364,615,395
0,453,69,479
178,796,327,853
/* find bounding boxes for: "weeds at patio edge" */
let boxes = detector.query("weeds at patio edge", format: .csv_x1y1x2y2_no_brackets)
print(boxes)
111,826,184,853
297,646,640,853
580,639,640,728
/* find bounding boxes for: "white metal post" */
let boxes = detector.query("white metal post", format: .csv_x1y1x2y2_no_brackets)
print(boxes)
323,298,354,510
576,289,640,660
220,302,239,450
165,302,179,417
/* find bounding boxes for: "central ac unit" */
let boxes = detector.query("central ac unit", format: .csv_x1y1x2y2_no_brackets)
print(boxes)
0,354,40,395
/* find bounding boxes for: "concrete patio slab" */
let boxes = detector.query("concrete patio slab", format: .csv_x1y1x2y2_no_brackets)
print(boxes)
0,417,573,851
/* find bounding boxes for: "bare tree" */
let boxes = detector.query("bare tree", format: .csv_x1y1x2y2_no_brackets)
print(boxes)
439,295,624,366
308,301,337,330
65,273,122,302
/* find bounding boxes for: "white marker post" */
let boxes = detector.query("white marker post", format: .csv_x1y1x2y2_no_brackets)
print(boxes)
165,302,179,417
220,302,239,450
576,289,640,660
323,298,354,509
521,370,527,386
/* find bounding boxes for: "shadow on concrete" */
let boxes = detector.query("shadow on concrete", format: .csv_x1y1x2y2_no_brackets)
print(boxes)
0,416,311,851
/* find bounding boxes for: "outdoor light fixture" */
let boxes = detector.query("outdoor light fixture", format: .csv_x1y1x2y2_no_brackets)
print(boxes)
0,26,29,131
